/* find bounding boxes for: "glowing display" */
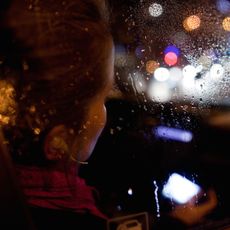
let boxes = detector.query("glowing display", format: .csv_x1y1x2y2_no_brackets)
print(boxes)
154,126,193,143
162,173,201,204
183,15,201,31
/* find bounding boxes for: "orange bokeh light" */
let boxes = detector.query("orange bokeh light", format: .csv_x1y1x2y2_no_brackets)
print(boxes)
146,60,160,74
183,15,201,32
222,17,230,31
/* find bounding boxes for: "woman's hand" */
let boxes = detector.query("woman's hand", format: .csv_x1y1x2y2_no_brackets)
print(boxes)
169,189,218,226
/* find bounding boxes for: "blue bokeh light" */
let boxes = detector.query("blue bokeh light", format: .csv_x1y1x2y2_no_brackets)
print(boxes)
164,45,180,57
216,0,230,14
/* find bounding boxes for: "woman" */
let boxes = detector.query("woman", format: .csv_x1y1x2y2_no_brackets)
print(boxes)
0,0,217,229
0,0,113,229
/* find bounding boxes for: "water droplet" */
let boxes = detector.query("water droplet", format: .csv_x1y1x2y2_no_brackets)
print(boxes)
34,128,41,135
153,180,161,218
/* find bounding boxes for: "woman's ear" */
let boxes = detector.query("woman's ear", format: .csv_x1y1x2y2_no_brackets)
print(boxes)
44,125,70,161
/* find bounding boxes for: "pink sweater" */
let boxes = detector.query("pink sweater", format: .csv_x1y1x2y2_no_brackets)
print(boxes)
15,162,106,219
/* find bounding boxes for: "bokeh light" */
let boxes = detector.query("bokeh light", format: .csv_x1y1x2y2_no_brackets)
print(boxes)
148,82,171,102
169,67,183,82
181,77,196,95
149,3,163,17
210,64,225,80
198,55,212,69
164,52,178,66
164,45,180,56
183,15,201,31
128,188,133,196
154,67,170,82
196,65,203,74
168,67,183,88
222,17,230,31
216,0,230,14
135,45,146,59
183,65,197,79
146,60,160,74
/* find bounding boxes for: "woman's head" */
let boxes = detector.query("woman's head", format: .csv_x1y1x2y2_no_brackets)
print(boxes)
0,0,114,163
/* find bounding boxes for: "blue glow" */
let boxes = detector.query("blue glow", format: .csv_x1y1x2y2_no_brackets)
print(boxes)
115,44,126,54
226,47,230,56
135,45,145,59
164,45,180,57
216,0,230,14
154,126,193,143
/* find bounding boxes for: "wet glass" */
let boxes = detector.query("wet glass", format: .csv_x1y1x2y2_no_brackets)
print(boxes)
80,0,230,229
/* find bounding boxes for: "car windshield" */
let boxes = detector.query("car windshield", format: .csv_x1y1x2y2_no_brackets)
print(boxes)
80,0,230,229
